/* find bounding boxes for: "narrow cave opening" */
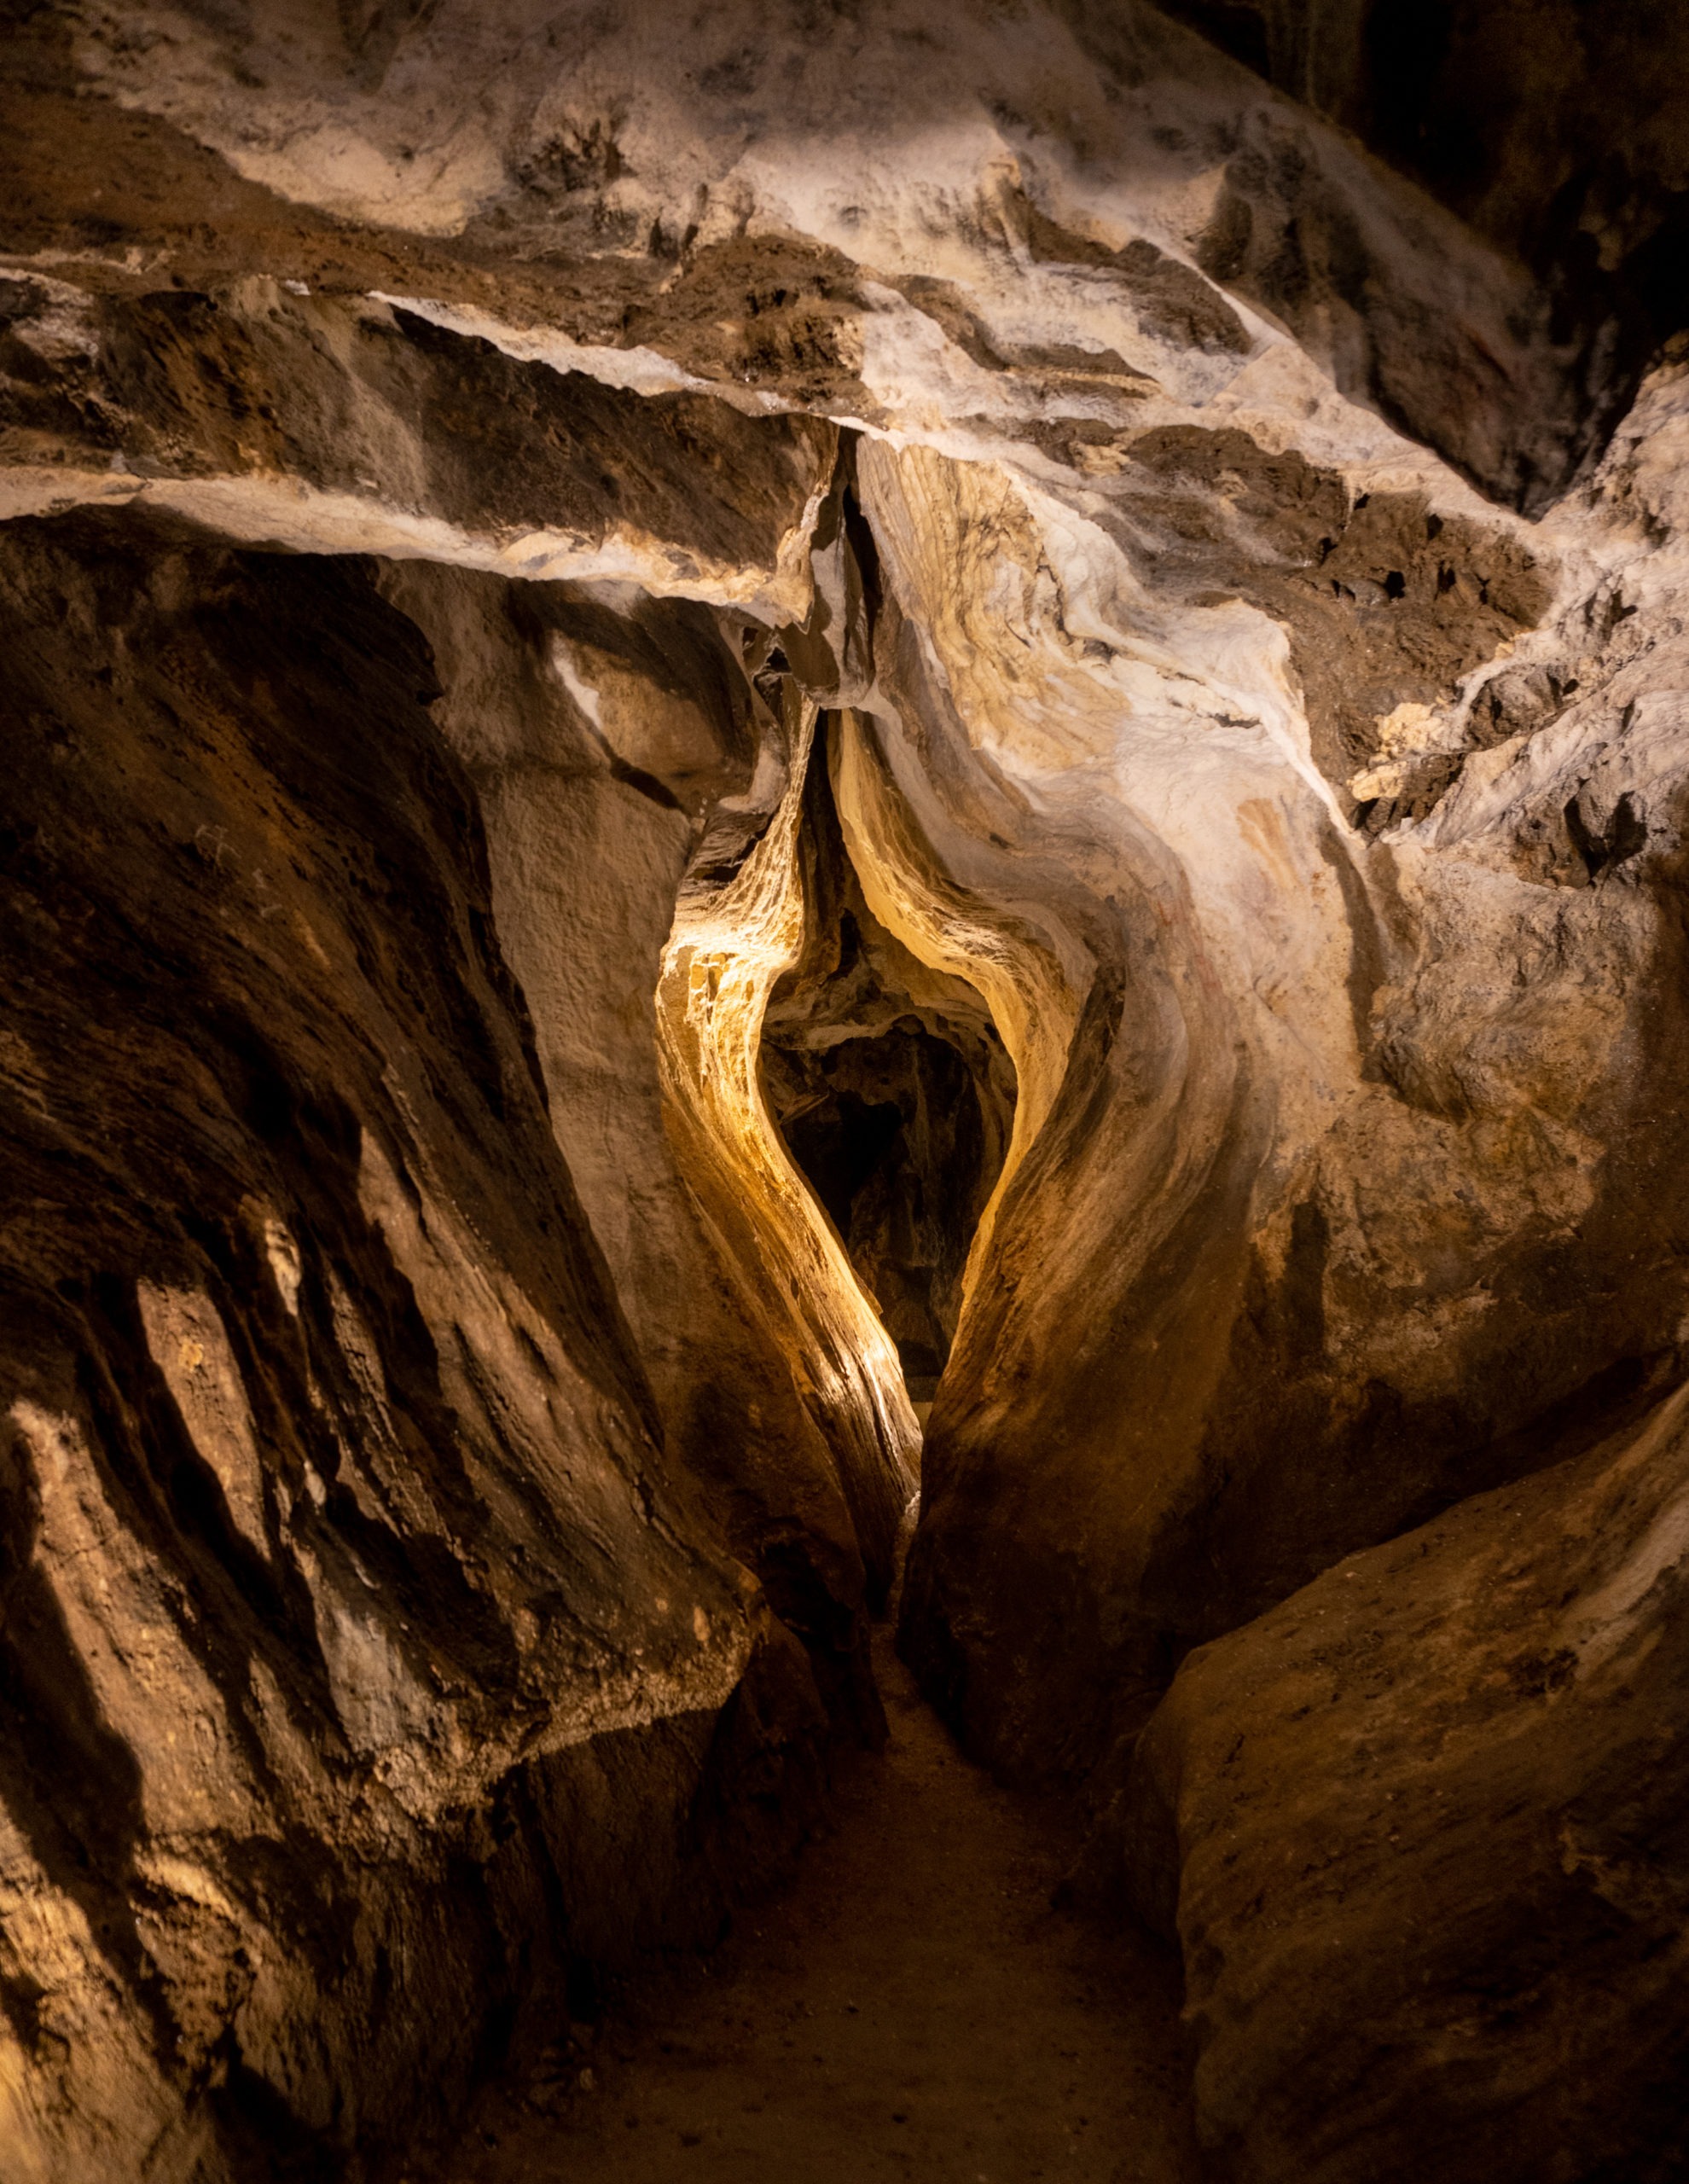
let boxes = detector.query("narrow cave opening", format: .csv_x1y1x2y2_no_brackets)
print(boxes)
760,717,1016,1414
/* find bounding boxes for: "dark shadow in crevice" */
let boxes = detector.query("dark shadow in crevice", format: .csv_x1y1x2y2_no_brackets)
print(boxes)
760,720,1015,1407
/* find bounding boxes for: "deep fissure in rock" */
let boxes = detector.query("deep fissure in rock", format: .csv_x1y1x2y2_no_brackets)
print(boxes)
9,9,1689,2181
762,719,1016,1408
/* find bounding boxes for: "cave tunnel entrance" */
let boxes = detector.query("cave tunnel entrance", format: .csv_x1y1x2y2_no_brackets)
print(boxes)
760,717,1016,1414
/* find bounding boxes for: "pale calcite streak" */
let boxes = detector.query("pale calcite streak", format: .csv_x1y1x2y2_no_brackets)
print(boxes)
0,466,816,622
371,293,763,408
136,1282,270,1558
656,699,918,1551
258,1211,304,1317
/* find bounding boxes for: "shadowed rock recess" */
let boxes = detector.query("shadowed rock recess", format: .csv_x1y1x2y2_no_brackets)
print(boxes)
2,4,1687,2181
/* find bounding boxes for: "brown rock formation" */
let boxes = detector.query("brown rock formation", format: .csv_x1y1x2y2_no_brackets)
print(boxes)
2,4,1688,2181
1115,1383,1689,2184
0,514,827,2176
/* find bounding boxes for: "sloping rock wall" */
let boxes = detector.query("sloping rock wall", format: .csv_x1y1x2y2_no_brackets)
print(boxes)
374,557,904,1728
4,3,1689,2179
892,372,1689,1781
0,514,833,2179
1114,1381,1689,2184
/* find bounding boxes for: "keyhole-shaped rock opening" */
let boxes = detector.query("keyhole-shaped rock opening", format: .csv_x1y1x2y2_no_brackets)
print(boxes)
761,718,1017,1414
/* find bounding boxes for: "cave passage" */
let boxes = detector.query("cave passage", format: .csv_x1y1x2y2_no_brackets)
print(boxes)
13,7,1689,2181
760,719,1017,1411
440,1623,1199,2182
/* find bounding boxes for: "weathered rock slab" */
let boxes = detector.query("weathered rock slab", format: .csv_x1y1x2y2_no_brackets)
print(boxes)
1114,1386,1689,2184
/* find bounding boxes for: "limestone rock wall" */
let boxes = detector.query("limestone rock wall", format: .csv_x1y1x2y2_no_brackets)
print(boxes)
1135,0,1689,452
1114,1380,1689,2184
0,514,832,2179
374,557,903,1729
4,3,1689,2179
891,370,1689,1783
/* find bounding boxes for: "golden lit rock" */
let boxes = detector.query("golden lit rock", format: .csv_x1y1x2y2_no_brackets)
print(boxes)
3,4,1689,2179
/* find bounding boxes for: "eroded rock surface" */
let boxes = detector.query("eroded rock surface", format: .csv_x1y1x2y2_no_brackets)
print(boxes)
892,364,1689,1786
0,515,827,2178
3,3,1689,2181
371,556,905,1731
1113,1384,1689,2184
763,742,1017,1402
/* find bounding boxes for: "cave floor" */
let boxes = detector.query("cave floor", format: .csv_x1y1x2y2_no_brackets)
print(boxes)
432,1629,1199,2184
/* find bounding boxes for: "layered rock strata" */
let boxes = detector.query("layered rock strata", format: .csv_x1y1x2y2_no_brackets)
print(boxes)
1116,1382,1689,2184
3,4,1689,2181
0,515,829,2179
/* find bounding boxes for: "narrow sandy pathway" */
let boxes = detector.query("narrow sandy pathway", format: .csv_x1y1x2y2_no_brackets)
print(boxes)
436,1630,1199,2184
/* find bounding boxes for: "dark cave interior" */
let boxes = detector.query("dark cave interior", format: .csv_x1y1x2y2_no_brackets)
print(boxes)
760,727,1015,1404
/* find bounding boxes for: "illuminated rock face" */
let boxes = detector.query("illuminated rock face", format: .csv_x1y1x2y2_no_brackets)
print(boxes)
3,4,1689,2180
375,554,913,1729
0,519,830,2180
762,748,1017,1403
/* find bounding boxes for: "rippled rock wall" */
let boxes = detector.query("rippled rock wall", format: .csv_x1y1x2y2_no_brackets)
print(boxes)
3,4,1689,2179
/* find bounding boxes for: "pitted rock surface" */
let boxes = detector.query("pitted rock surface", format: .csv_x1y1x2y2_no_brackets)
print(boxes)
3,8,1689,2182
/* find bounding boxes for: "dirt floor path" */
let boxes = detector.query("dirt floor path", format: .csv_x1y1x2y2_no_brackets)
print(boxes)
434,1629,1200,2184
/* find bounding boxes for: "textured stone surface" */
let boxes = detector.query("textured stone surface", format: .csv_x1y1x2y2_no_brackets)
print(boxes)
1139,0,1689,451
893,363,1689,1786
0,514,831,2179
374,556,904,1728
1113,1382,1689,2184
3,0,1665,506
0,273,833,609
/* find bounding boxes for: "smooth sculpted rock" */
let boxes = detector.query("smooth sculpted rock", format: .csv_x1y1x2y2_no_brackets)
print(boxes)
894,358,1689,1786
3,5,1689,2181
1113,1382,1689,2184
